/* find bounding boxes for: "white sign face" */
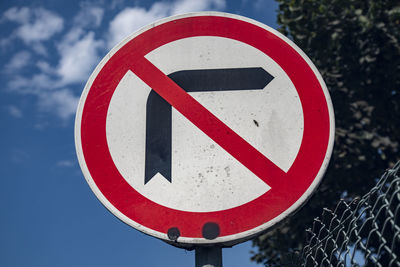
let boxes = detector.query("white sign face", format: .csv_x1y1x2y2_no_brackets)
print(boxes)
75,12,334,246
107,36,303,212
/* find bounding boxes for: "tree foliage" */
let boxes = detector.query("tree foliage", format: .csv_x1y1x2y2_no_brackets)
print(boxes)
251,0,400,264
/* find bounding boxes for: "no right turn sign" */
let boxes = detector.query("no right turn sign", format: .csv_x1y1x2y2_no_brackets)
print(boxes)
75,12,335,246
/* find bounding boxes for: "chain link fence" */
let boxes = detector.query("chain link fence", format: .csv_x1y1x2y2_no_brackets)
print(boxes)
269,161,400,266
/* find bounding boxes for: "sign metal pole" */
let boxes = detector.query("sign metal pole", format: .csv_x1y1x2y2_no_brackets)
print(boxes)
195,246,222,267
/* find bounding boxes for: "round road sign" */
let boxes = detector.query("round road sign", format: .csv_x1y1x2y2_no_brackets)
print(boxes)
75,12,335,246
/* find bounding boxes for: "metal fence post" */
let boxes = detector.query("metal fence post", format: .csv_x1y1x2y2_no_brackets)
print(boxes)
195,246,222,267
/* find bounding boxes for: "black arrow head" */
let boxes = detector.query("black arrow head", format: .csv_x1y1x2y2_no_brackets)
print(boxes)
248,67,274,89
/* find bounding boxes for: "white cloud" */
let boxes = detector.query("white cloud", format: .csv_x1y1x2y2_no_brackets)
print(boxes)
110,0,125,10
7,76,32,93
56,30,104,85
31,43,47,56
253,0,271,10
56,160,76,167
6,105,23,118
5,51,31,72
107,0,226,48
4,9,99,121
3,7,64,44
170,0,226,14
2,7,87,122
38,89,79,120
36,60,55,74
8,73,54,94
10,149,30,163
55,4,107,86
3,0,226,122
73,6,104,28
3,7,30,24
6,72,79,120
107,7,163,48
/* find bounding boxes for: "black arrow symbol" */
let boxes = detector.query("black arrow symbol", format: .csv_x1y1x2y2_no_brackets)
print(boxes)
144,67,274,184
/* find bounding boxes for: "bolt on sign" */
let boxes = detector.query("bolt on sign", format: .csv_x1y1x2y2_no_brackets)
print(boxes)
75,12,335,247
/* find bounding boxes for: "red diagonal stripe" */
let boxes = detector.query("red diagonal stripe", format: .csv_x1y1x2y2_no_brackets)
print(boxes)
130,57,286,189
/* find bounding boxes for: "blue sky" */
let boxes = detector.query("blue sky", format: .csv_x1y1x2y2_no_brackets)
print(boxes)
0,1,279,266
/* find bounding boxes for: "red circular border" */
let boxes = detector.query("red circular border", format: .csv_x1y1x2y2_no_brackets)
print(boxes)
79,15,331,240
